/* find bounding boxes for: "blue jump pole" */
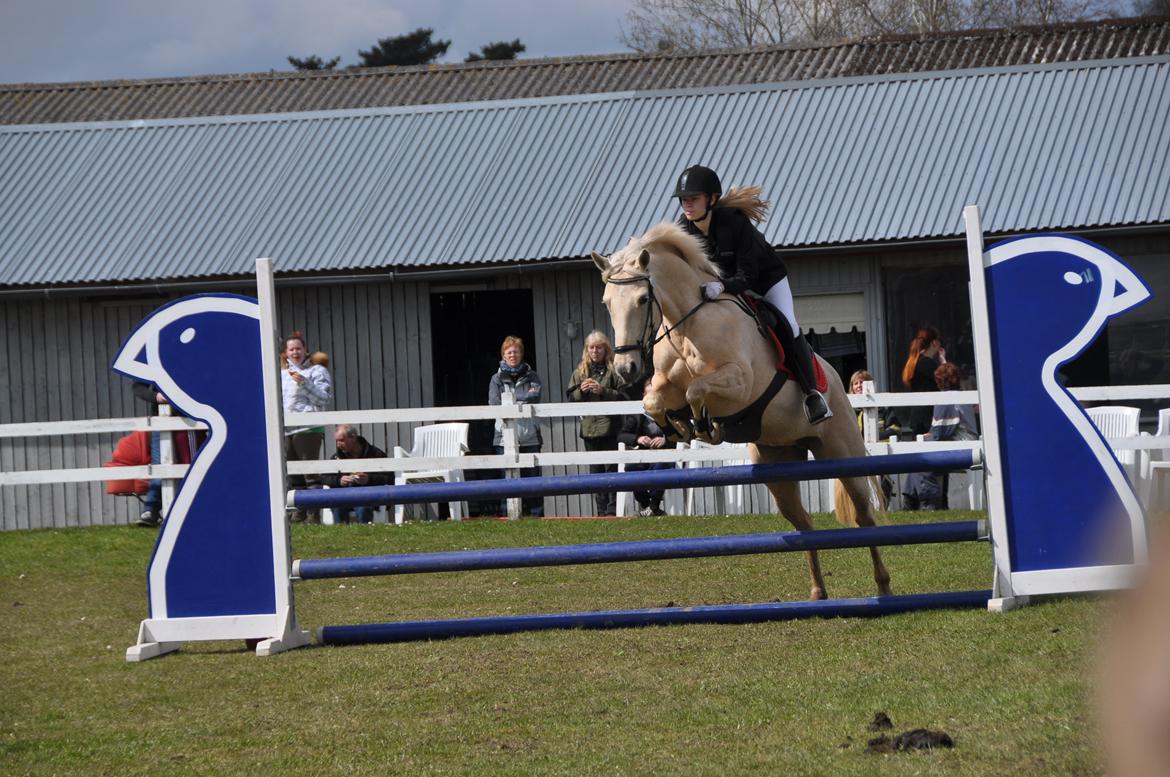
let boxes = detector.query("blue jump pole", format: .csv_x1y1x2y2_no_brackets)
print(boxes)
318,589,993,644
291,449,979,509
295,520,986,580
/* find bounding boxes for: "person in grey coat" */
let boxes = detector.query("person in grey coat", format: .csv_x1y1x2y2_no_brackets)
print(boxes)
488,335,544,516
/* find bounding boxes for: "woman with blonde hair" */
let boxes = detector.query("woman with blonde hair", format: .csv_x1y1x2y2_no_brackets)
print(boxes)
566,330,625,516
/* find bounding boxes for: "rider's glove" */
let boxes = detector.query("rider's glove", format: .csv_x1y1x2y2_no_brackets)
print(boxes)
701,281,725,300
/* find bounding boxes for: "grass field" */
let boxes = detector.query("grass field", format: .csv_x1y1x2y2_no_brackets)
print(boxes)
1,511,1110,775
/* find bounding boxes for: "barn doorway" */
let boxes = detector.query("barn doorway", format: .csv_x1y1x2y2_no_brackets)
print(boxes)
431,288,536,516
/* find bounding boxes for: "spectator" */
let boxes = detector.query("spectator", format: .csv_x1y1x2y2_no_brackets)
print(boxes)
130,381,202,527
847,369,897,505
488,335,544,517
320,424,390,524
566,330,624,516
281,331,333,524
617,384,674,516
848,369,901,440
901,327,946,436
903,362,978,510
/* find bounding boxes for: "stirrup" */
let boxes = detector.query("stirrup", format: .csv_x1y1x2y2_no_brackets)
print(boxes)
803,391,833,425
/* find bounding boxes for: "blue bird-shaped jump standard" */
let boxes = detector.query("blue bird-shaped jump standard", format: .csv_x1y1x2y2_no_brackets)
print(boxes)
113,294,278,620
984,235,1150,572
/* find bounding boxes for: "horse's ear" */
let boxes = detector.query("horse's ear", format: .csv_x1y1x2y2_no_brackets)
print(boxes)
637,249,650,270
591,251,609,273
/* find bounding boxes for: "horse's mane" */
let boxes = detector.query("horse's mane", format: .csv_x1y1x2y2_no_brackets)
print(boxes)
720,184,770,223
616,222,721,280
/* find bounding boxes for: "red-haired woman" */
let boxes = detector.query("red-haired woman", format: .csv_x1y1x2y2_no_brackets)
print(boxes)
901,327,946,435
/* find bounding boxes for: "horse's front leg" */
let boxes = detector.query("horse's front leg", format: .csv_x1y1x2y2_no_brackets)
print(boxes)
645,372,692,443
685,363,752,442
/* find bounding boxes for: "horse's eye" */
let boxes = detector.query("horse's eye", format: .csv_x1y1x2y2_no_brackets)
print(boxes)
637,294,649,306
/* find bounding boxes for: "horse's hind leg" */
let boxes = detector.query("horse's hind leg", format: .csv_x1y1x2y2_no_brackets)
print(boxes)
836,475,892,596
811,433,893,597
754,444,828,600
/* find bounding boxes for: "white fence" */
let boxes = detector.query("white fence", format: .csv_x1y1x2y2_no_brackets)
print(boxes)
3,385,1170,526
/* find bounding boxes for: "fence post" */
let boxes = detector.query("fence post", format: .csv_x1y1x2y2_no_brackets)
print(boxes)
158,404,175,517
500,388,521,520
861,380,878,443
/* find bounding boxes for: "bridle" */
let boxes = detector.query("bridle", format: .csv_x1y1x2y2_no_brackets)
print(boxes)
604,270,719,378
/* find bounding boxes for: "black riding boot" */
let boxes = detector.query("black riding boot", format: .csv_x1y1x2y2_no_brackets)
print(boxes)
791,334,832,424
773,318,832,425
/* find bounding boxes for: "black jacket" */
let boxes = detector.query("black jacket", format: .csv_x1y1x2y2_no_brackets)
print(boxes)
320,436,391,488
132,381,165,415
678,207,787,295
618,413,668,448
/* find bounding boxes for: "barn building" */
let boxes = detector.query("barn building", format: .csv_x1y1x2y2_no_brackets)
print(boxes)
2,17,1168,528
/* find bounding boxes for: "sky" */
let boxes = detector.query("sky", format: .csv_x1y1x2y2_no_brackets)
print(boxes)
1,0,641,84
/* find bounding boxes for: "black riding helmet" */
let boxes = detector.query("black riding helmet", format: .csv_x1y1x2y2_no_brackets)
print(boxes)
673,165,722,198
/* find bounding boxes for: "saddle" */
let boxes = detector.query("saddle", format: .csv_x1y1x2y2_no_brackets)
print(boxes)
739,292,827,392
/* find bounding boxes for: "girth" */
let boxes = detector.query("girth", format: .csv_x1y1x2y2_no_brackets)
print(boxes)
711,370,787,444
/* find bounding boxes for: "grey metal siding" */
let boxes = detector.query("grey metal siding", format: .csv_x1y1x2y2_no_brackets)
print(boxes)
0,268,605,528
2,58,1167,289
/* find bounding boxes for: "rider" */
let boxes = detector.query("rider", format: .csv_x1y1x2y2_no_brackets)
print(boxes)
673,164,832,424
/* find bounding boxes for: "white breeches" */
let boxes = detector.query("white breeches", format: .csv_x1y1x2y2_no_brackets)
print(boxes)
764,277,799,335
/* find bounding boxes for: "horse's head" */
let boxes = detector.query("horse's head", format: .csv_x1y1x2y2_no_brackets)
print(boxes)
592,246,658,383
593,223,718,382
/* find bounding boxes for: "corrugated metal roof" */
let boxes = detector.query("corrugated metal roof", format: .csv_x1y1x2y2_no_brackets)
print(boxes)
3,17,1169,125
1,57,1167,287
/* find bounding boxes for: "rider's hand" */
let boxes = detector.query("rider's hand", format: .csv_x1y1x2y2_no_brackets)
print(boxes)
701,281,725,300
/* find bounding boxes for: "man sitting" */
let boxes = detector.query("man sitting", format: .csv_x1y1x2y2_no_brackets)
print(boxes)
320,424,390,524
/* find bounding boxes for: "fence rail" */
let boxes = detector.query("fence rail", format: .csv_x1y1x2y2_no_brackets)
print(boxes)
3,385,1169,491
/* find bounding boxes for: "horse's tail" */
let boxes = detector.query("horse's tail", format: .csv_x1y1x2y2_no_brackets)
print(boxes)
833,475,885,527
720,185,769,224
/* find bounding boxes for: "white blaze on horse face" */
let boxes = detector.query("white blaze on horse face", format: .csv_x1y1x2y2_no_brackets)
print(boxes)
601,252,651,381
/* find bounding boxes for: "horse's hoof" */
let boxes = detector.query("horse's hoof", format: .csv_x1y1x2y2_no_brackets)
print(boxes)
809,588,828,601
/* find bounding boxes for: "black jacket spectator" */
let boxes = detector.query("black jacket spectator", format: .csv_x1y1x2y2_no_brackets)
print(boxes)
320,436,391,489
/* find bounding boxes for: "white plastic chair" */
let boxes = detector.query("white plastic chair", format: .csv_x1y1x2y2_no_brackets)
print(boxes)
1147,408,1170,507
1086,406,1146,496
392,423,469,524
615,442,686,517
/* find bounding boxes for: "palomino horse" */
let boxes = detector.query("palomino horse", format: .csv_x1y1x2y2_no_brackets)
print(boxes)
592,221,891,599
